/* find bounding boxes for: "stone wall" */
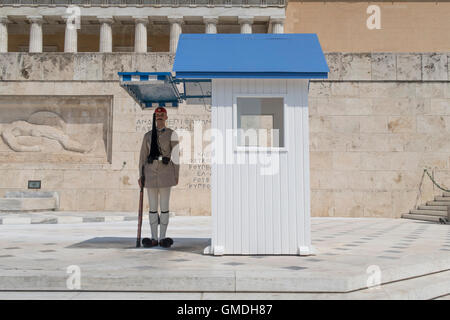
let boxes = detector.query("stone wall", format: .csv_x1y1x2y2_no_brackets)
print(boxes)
310,52,450,218
0,52,449,218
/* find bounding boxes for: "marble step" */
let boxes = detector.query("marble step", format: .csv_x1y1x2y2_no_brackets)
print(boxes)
418,205,447,211
0,191,58,212
434,196,450,202
401,213,443,223
410,209,448,217
426,201,450,206
0,198,57,212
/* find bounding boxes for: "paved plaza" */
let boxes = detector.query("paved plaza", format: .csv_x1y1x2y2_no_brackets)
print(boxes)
0,216,449,299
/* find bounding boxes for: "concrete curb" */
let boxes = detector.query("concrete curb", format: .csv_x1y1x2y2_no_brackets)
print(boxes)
0,212,176,225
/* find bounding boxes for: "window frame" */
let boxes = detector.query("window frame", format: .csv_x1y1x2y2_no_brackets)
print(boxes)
232,93,289,153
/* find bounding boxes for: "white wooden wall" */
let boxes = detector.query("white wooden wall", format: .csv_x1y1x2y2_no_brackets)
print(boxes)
208,78,312,255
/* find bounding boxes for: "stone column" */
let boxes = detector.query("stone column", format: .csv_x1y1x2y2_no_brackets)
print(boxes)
98,16,113,53
63,15,78,53
203,16,218,34
0,16,10,53
27,15,44,53
238,16,253,34
133,16,148,53
270,16,285,34
168,16,183,54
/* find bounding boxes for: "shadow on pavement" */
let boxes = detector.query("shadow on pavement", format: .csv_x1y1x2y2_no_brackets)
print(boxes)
67,237,211,254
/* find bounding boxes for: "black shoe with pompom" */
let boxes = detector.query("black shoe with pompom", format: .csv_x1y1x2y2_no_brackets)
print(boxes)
142,238,159,248
159,237,174,248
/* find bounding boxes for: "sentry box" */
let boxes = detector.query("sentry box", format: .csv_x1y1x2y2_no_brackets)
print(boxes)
119,34,329,256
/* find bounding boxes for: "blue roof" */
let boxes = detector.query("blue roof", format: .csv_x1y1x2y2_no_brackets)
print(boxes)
173,33,329,79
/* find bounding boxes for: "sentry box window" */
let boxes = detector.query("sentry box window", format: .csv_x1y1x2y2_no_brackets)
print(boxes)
28,180,41,189
235,97,285,148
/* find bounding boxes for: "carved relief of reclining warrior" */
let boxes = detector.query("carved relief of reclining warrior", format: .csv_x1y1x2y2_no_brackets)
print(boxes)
1,111,95,153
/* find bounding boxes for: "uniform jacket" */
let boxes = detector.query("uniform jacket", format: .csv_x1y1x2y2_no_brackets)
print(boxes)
139,127,180,188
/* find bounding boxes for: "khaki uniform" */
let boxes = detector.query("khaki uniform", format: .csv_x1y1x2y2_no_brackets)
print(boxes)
139,127,180,188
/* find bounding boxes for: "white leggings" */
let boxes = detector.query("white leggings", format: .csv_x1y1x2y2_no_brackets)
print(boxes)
147,187,171,213
147,187,171,239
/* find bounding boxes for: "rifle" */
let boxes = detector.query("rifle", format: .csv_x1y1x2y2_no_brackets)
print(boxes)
136,165,145,248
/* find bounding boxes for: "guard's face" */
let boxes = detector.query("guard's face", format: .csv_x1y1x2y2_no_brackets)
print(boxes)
155,111,168,126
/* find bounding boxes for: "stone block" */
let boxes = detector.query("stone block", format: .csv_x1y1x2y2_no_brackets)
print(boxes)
132,53,158,72
396,54,422,81
359,82,415,99
359,116,388,133
372,97,427,116
309,115,325,133
119,170,139,190
447,53,450,82
416,83,446,98
328,116,360,133
431,132,450,152
0,53,20,80
371,53,396,80
417,115,446,133
40,53,74,81
16,53,43,80
332,151,361,171
309,132,348,152
76,189,106,211
389,152,419,171
58,189,78,211
429,98,450,115
155,53,174,72
402,133,433,152
104,189,136,211
103,53,134,81
309,82,331,97
310,190,334,217
392,190,417,218
0,170,34,188
422,53,448,81
317,97,372,116
189,189,211,215
341,53,371,80
360,152,392,171
170,188,193,215
91,170,121,189
74,53,103,80
418,153,449,169
334,190,364,217
314,170,349,190
347,134,391,152
310,151,333,170
111,152,137,171
0,197,57,211
31,170,64,189
363,191,392,217
113,114,137,133
387,116,416,133
62,170,93,189
330,82,359,97
324,53,343,80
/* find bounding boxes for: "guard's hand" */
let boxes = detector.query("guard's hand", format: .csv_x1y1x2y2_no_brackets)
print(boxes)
138,178,143,188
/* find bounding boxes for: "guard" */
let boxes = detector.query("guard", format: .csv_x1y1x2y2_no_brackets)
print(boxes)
138,106,180,248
